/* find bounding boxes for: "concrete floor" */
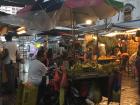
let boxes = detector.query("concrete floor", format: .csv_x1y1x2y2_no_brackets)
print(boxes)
120,72,140,105
99,71,140,105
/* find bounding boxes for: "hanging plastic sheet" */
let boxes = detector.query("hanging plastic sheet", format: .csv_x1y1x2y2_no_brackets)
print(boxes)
16,0,122,27
31,0,64,12
0,10,60,31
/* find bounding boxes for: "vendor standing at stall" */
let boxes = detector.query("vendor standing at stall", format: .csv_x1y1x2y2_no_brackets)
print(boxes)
28,48,48,105
1,32,20,105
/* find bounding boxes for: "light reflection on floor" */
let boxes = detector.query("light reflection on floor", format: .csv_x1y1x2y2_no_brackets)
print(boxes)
20,59,30,73
119,72,140,105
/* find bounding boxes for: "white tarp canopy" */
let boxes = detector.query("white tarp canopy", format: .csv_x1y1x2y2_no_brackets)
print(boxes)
115,19,140,29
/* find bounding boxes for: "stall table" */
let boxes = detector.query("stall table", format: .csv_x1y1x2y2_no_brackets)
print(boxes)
68,70,121,105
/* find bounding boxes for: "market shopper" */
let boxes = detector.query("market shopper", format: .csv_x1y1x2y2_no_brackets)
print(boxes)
28,49,48,105
135,45,140,95
2,32,19,94
129,52,138,80
113,46,121,57
0,32,20,105
28,48,48,85
120,51,129,71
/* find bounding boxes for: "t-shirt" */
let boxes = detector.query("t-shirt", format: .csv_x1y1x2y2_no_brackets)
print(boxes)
28,59,48,85
3,42,18,64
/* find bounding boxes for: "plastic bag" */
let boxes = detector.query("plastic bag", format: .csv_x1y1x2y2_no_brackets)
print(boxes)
60,65,68,88
54,68,60,82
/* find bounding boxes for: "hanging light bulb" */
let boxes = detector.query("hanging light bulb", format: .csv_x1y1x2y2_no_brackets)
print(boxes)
85,19,92,25
17,26,26,35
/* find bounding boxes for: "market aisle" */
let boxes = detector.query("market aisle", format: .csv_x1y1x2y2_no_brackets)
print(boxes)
120,72,140,105
99,72,140,105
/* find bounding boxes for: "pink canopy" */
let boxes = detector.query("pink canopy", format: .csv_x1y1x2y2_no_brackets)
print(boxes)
64,0,104,8
0,0,121,32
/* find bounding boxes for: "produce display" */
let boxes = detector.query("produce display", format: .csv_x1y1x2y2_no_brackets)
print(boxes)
68,61,119,77
96,63,119,74
98,56,116,60
71,62,96,71
67,61,121,104
66,33,122,104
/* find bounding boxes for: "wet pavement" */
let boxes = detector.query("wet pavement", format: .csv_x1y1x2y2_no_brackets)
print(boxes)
120,72,140,105
99,71,140,105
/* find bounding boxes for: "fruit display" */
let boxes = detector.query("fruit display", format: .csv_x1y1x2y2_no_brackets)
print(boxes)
67,62,96,77
67,61,121,104
71,62,96,71
98,56,116,61
98,56,117,65
96,63,118,74
68,60,119,77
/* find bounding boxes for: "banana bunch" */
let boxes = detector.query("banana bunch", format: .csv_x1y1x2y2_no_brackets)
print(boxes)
96,63,117,74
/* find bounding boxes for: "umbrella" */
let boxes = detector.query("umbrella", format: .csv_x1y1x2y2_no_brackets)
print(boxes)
57,0,123,26
0,11,55,31
0,0,123,32
17,0,123,26
0,0,61,31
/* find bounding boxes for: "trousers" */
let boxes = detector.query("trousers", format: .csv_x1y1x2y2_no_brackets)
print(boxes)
4,63,16,94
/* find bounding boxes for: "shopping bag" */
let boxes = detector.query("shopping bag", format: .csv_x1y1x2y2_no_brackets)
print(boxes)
54,68,60,82
53,67,61,91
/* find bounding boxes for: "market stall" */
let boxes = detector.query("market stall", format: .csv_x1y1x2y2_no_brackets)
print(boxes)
0,24,125,105
67,70,121,105
64,32,122,104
